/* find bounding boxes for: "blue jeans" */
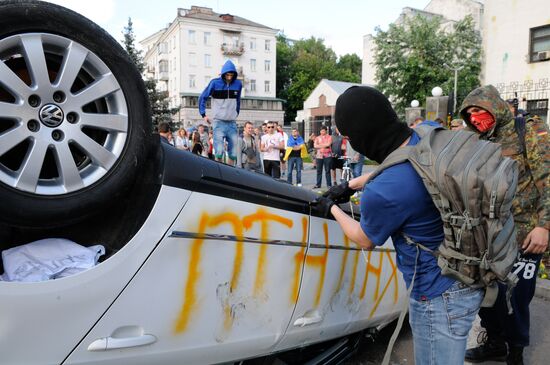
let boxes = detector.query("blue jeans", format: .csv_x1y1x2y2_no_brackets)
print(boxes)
212,119,238,161
287,157,302,184
350,155,365,178
409,281,483,365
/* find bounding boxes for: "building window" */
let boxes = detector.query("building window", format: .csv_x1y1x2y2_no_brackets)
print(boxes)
204,54,211,68
250,79,256,92
264,60,271,72
265,40,271,52
204,31,211,45
189,75,196,88
188,30,196,44
530,25,550,62
250,59,256,71
159,60,168,73
264,80,270,93
250,37,256,50
188,52,196,66
158,42,168,54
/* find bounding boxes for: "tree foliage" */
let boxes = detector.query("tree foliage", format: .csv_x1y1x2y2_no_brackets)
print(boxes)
122,17,178,129
276,34,362,123
373,15,481,117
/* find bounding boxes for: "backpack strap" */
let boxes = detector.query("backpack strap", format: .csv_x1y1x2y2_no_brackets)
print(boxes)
514,116,527,159
367,146,413,183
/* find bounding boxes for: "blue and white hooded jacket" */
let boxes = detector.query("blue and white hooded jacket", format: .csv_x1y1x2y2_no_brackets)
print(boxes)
199,60,242,122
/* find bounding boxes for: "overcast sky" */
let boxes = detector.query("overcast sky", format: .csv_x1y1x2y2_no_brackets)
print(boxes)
46,0,429,57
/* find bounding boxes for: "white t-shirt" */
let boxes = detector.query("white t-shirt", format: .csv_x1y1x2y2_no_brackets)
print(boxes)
261,133,283,161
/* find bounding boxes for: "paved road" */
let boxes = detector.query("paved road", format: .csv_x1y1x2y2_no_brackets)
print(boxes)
343,295,550,364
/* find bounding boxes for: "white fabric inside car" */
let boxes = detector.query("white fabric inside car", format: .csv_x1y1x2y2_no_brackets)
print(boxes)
1,238,105,282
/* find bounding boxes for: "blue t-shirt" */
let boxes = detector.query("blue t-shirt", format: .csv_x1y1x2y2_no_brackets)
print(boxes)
360,132,454,300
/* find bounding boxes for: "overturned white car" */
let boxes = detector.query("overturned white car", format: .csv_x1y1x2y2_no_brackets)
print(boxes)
0,2,406,364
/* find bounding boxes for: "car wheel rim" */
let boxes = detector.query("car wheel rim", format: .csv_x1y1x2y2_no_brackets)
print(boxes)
0,33,128,195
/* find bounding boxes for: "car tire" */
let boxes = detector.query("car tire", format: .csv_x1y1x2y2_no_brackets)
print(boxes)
0,1,154,228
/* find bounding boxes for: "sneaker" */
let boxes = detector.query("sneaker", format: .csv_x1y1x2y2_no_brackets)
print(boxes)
313,185,321,189
297,183,302,187
465,332,507,363
507,346,524,365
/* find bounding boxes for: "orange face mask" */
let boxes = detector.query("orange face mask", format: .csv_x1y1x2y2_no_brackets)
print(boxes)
470,111,495,133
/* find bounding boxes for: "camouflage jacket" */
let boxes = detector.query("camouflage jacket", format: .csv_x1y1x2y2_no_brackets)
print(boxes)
460,85,550,240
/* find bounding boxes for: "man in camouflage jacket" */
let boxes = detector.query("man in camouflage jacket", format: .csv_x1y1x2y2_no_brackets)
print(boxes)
459,85,550,365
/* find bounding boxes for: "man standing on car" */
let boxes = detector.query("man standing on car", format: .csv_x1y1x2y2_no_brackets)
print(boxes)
199,60,242,165
315,86,483,365
460,85,550,365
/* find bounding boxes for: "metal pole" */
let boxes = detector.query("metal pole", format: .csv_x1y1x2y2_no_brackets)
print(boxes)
454,68,458,116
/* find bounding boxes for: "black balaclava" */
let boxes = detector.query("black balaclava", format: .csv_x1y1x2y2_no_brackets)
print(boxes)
335,86,412,164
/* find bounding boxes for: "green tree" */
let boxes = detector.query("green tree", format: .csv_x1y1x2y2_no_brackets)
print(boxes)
121,17,178,128
336,53,362,82
372,15,481,117
276,36,361,123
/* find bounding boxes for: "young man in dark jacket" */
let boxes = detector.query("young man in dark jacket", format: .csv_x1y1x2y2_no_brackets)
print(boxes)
460,85,550,365
199,60,242,165
316,86,483,365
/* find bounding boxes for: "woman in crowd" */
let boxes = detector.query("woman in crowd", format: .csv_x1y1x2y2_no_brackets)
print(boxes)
191,131,204,156
175,128,190,151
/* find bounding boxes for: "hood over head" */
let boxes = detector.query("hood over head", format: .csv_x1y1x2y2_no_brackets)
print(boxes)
459,85,513,135
221,60,238,80
334,86,412,164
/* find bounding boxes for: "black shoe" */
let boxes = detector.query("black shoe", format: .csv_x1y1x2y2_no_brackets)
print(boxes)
313,185,321,189
506,346,524,365
465,332,507,363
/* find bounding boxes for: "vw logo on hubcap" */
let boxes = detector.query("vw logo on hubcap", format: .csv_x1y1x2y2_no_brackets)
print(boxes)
39,104,64,127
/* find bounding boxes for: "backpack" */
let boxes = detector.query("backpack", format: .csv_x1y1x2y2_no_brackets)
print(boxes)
370,125,519,305
378,125,519,365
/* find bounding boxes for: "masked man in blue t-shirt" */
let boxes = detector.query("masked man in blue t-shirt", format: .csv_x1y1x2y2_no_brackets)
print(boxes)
315,86,483,365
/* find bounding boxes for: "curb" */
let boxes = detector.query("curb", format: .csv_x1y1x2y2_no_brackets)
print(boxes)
535,278,550,301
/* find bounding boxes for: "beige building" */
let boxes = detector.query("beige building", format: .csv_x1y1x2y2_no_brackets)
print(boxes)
141,6,284,128
482,0,550,122
362,0,550,122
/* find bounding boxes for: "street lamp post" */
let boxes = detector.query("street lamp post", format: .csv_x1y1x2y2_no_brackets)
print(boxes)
444,63,464,116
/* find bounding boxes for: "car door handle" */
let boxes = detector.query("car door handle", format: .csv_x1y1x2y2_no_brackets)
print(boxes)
88,334,157,351
293,310,323,327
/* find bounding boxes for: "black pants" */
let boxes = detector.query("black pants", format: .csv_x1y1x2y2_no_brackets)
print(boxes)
263,159,281,178
480,252,541,347
316,157,332,187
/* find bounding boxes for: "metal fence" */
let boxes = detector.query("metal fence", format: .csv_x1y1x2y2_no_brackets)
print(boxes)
495,78,549,122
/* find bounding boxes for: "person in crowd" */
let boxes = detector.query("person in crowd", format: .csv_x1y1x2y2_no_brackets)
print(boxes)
315,86,483,365
450,118,465,131
261,121,268,135
198,60,242,165
260,121,284,178
409,117,424,128
330,128,347,184
175,128,190,151
191,131,203,156
307,133,317,169
434,117,446,128
313,126,333,188
284,128,307,186
241,121,261,172
196,125,208,154
207,130,214,159
276,123,288,176
346,140,365,178
460,85,549,365
158,122,173,145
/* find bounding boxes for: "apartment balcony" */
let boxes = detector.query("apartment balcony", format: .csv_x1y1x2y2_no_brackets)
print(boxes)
221,42,244,56
159,71,169,81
